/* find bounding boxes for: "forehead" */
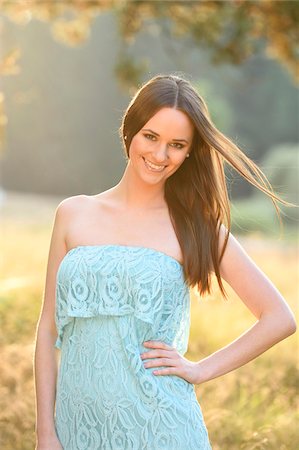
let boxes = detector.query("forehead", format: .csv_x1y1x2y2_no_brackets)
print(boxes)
144,107,194,137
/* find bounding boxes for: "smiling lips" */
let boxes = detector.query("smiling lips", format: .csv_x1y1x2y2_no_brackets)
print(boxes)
142,156,167,172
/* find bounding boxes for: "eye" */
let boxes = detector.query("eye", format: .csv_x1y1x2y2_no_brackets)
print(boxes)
170,142,185,149
143,133,156,141
143,134,185,149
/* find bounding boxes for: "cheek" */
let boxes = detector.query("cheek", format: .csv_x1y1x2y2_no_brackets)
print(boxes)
173,153,187,165
130,136,144,154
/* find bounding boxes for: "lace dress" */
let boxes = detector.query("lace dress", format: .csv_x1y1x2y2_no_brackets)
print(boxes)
54,245,212,450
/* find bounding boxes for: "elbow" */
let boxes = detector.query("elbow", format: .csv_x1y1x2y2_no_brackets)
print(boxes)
279,312,297,337
287,315,297,335
283,306,297,335
261,309,297,338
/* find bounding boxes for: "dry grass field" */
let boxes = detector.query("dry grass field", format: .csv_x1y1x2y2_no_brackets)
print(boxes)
0,191,298,450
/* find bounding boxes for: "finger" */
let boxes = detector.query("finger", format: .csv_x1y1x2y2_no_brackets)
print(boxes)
142,349,175,360
153,367,177,376
143,358,176,368
143,341,173,350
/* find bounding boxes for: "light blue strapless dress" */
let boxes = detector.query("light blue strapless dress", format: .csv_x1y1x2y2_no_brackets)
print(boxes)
54,245,212,450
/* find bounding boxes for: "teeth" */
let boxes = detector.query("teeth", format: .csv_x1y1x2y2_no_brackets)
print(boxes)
143,157,166,172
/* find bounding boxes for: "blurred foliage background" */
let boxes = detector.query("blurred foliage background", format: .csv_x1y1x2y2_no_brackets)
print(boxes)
0,1,298,449
0,0,298,204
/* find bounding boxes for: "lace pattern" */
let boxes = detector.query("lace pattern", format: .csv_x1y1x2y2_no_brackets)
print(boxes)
54,245,212,449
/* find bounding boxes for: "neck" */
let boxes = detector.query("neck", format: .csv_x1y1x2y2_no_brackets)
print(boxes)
113,160,167,211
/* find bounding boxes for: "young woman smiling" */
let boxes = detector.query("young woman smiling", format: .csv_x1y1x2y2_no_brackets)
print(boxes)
34,74,296,450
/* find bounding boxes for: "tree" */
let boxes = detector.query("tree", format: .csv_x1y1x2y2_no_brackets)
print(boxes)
1,0,298,149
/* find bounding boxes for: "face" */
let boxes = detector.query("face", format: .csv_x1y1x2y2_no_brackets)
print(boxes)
127,107,194,184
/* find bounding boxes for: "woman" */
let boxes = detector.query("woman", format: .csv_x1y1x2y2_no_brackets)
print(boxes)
34,74,296,450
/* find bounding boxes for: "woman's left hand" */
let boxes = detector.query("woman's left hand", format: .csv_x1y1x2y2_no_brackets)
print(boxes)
140,340,200,384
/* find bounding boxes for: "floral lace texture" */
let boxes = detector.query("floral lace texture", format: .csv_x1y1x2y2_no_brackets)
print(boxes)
54,245,212,450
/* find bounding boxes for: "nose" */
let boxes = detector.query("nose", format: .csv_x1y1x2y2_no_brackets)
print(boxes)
153,142,169,163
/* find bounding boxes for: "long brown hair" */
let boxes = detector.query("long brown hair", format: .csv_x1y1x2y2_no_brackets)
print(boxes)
119,74,294,299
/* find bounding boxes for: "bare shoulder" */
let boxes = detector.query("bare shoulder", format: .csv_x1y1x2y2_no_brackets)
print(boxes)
56,194,90,217
57,191,113,213
53,195,95,243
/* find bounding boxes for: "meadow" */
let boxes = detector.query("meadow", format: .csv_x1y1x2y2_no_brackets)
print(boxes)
0,191,298,450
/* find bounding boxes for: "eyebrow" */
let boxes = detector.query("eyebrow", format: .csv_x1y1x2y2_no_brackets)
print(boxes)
142,128,189,144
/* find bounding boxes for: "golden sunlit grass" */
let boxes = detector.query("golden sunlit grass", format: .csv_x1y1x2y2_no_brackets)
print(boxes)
0,191,298,449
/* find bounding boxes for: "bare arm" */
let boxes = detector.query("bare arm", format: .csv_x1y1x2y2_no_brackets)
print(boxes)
34,198,72,445
195,225,297,384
